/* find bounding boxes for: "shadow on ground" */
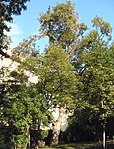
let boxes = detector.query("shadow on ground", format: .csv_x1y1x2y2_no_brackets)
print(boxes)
54,142,114,149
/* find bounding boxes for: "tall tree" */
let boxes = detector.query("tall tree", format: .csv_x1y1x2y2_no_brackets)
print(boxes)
72,16,112,75
39,0,87,54
11,35,79,146
73,17,114,149
36,45,78,145
38,1,87,145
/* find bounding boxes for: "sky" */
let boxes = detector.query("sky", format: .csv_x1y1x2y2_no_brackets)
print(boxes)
7,0,114,50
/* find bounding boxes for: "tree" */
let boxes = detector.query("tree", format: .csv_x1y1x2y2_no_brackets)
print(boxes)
35,45,78,145
1,83,51,149
0,36,52,149
39,0,87,53
73,17,114,149
1,81,51,149
60,108,100,143
38,1,87,145
0,0,30,57
11,35,79,146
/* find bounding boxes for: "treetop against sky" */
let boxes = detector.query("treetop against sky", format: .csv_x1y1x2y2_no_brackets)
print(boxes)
6,0,114,49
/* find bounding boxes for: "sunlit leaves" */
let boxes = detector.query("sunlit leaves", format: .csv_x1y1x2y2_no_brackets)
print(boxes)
79,46,114,121
39,0,87,52
91,16,112,41
36,45,78,108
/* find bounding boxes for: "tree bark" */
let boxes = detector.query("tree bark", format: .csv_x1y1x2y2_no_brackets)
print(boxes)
50,107,65,146
24,126,30,149
103,124,106,149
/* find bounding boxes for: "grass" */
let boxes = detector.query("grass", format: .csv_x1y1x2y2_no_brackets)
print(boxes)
40,142,96,149
41,140,114,149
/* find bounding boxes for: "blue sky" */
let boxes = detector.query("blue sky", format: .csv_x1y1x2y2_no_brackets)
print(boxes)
8,0,114,50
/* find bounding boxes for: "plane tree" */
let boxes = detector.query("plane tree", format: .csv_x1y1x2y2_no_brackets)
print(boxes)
0,0,82,148
35,45,79,146
39,0,88,53
12,38,79,146
0,31,79,147
38,1,88,145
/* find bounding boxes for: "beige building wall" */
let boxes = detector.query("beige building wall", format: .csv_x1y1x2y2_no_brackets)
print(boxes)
0,49,38,84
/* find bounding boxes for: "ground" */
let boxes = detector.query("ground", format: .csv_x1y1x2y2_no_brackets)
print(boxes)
42,141,114,149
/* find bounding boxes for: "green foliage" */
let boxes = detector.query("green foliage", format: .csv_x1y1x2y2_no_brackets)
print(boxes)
36,45,78,108
1,82,52,128
73,16,113,69
91,16,112,41
75,30,114,122
0,0,29,57
39,0,87,52
1,0,114,147
13,134,29,149
40,130,49,139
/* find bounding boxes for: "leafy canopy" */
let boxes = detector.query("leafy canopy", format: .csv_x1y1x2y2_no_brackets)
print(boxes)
0,0,29,57
39,0,87,52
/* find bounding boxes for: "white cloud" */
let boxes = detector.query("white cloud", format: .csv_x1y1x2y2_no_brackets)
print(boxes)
5,22,24,48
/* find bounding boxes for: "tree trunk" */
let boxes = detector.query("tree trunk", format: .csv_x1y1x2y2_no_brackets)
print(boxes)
24,126,30,149
30,125,41,149
103,124,106,149
50,107,65,146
